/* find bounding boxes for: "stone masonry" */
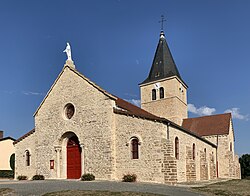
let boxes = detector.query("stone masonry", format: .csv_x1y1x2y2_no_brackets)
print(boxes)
14,30,241,183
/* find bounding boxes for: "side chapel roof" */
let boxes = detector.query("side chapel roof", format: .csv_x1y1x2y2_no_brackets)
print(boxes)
182,113,232,137
13,128,35,145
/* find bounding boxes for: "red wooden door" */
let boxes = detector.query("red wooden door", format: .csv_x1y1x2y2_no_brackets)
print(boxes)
67,136,81,179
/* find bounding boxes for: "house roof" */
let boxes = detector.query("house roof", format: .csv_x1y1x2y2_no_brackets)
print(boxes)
182,113,231,137
0,136,16,142
140,31,186,86
13,129,35,145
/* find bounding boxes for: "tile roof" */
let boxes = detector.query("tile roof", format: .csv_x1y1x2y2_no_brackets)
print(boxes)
113,98,216,148
13,129,35,145
182,113,231,137
115,97,159,120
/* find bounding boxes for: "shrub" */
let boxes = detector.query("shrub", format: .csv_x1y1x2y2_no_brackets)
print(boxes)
0,170,14,178
239,154,250,179
81,173,95,181
17,175,27,180
122,174,137,182
32,174,45,180
9,154,15,171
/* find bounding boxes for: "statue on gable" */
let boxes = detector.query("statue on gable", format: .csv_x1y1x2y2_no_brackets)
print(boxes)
63,42,72,61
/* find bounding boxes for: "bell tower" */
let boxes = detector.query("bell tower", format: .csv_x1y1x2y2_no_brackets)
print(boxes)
139,30,187,125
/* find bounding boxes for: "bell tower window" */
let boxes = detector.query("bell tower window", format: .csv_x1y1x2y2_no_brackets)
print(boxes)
152,89,156,100
160,87,164,99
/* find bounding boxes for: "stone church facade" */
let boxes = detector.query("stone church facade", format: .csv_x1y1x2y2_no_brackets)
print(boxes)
14,30,241,184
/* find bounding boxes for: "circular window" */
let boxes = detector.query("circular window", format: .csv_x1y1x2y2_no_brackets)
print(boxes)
64,103,75,119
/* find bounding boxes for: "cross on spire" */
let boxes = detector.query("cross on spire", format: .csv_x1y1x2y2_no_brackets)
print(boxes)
159,15,166,31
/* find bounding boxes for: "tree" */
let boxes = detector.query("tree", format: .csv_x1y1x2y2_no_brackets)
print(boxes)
9,153,15,171
239,154,250,178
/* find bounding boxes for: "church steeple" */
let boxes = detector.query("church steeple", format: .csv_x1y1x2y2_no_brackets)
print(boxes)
140,30,183,85
139,27,188,126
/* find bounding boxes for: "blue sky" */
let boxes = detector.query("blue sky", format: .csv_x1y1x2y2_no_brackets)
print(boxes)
0,0,249,155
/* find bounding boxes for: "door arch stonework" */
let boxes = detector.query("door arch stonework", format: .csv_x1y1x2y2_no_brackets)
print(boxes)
59,132,83,179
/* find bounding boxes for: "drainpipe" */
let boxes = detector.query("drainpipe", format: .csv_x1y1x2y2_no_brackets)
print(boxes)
216,135,219,178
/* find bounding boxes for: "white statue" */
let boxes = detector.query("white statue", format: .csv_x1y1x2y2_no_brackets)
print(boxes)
63,42,72,61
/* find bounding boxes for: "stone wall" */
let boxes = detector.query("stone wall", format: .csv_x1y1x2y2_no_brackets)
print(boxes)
115,114,166,183
186,146,196,181
200,150,208,180
140,77,187,125
168,126,216,182
161,139,177,185
209,153,216,179
16,66,117,180
203,119,241,179
15,132,37,179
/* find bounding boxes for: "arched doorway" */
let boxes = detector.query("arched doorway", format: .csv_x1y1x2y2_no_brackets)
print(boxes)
67,135,81,179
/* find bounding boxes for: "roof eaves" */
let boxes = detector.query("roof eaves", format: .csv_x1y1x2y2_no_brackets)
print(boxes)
114,108,216,148
34,65,117,117
0,137,16,142
13,129,35,145
68,66,117,100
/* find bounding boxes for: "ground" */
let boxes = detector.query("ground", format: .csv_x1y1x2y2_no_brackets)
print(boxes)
0,180,202,196
192,179,250,196
43,190,167,196
0,179,249,196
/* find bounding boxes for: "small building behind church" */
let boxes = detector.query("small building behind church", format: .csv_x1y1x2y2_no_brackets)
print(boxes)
14,29,241,184
0,131,15,171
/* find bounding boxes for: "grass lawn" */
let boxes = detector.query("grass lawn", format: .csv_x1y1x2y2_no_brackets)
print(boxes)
192,179,250,196
43,190,164,196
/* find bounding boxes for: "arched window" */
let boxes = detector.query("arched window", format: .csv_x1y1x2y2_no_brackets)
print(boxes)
230,142,232,151
160,87,164,99
131,138,139,159
192,143,195,160
25,150,30,166
175,137,179,160
204,148,206,161
152,89,156,100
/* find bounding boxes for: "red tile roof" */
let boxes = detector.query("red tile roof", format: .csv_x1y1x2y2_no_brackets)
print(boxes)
114,98,217,148
115,98,160,120
13,129,35,145
182,113,231,137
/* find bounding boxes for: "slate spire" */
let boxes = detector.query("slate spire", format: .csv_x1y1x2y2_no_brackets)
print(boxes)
141,30,183,85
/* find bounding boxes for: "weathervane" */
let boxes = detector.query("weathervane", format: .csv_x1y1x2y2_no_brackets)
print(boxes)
159,15,166,31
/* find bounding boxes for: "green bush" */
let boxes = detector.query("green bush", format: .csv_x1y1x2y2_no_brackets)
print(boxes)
32,174,45,180
0,170,14,178
17,175,27,180
240,154,250,179
81,173,95,181
122,174,137,182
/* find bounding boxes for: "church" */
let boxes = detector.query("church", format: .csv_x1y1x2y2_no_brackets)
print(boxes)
14,29,241,184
